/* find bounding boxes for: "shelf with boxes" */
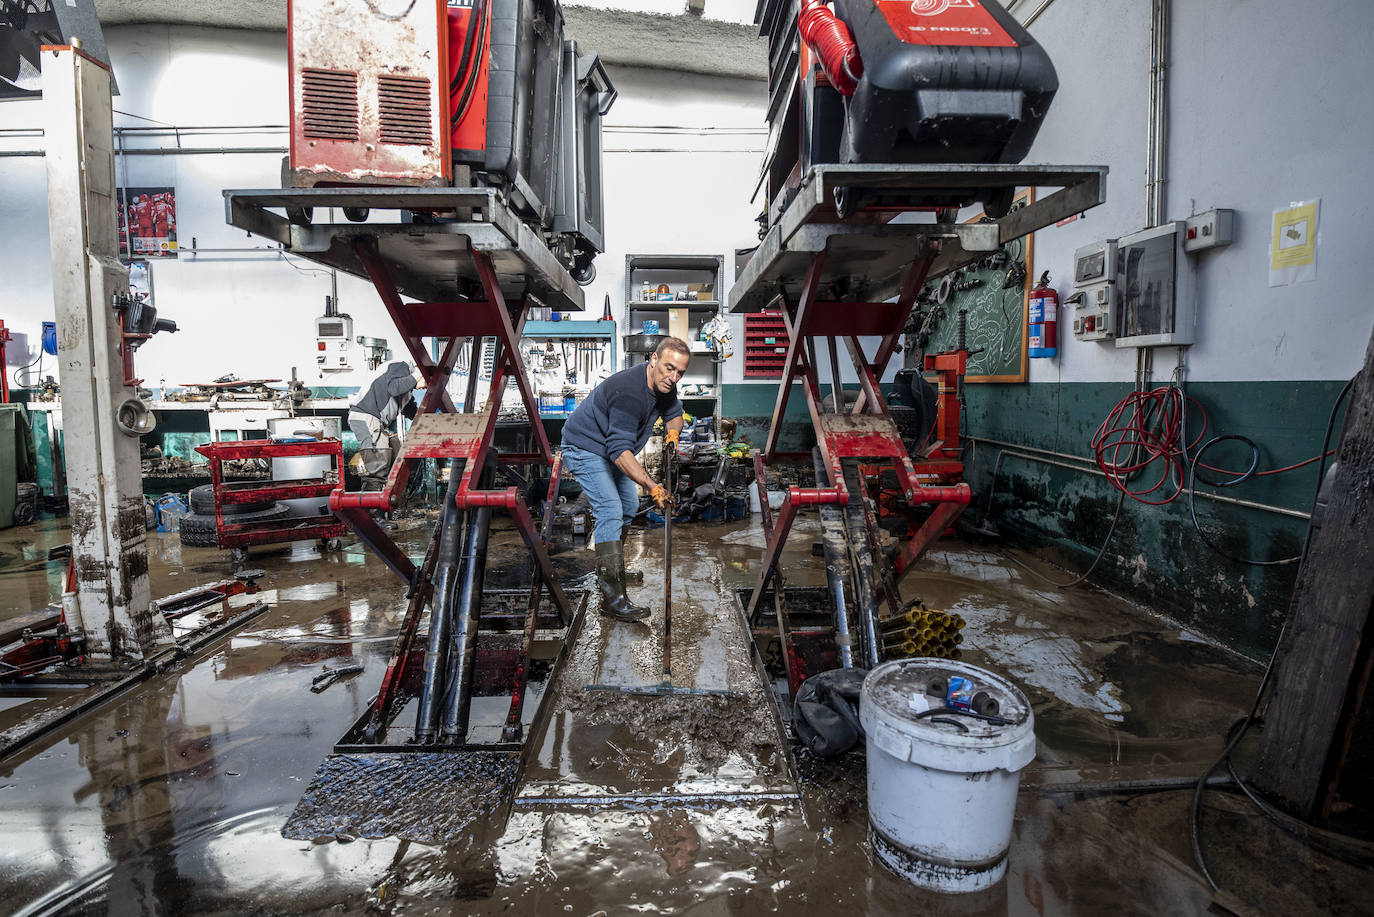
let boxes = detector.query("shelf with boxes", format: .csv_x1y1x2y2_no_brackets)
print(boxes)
623,254,726,422
519,320,617,420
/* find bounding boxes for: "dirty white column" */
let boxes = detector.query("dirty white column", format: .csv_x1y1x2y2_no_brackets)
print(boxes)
43,45,172,660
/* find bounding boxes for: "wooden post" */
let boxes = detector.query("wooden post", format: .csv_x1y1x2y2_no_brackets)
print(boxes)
1252,328,1374,818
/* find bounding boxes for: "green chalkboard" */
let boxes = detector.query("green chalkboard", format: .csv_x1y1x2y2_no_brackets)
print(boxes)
910,191,1033,383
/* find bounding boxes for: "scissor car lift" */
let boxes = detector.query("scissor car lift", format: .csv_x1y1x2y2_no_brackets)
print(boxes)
731,163,1106,697
225,187,585,759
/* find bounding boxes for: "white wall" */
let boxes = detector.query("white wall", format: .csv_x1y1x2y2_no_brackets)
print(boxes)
1024,0,1374,384
565,64,767,386
3,2,1368,394
0,27,769,393
0,27,393,391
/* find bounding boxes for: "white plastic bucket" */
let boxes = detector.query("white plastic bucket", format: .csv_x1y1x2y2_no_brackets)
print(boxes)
859,659,1035,894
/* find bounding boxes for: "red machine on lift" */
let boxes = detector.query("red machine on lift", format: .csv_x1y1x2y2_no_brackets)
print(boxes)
736,0,1107,696
285,0,613,283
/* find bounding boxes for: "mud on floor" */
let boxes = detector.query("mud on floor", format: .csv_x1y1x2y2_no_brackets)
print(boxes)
566,689,784,776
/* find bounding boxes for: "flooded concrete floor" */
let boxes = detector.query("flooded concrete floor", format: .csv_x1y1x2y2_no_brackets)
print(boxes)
0,514,1369,915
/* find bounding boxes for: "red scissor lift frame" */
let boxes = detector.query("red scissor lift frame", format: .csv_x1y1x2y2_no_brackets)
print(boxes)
743,248,972,696
222,186,590,757
736,163,1108,699
326,238,576,745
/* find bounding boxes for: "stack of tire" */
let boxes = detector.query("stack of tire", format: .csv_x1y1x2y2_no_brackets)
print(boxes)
13,483,39,526
179,484,289,548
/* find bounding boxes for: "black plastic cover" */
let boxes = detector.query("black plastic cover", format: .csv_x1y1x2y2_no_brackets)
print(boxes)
835,0,1058,166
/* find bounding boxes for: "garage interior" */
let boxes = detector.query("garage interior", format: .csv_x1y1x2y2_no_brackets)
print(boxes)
1,0,1372,914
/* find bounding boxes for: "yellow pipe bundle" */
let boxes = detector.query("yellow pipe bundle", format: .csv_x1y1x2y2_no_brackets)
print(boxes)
878,603,965,660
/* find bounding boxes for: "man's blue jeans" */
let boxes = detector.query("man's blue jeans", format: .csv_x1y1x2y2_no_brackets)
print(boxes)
562,445,640,544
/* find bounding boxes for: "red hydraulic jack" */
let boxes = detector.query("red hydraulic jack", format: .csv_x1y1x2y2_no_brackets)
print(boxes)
743,247,972,697
327,238,576,746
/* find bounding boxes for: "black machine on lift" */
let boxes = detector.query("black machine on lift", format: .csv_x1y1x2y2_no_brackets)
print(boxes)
734,0,1106,707
756,0,1058,221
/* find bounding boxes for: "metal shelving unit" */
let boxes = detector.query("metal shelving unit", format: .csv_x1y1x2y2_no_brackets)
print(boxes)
623,254,725,428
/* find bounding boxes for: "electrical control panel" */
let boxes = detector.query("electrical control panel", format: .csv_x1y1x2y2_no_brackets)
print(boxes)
1070,240,1119,342
1183,208,1234,253
315,313,355,373
1115,221,1194,348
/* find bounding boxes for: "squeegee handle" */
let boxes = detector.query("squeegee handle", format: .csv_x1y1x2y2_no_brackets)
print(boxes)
662,448,673,681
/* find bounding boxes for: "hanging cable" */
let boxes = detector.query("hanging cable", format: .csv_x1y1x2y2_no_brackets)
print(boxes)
12,348,43,391
988,350,1147,588
1183,377,1354,567
1090,384,1204,505
449,0,489,130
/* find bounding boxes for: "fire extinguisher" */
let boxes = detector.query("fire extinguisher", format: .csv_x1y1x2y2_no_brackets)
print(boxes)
1028,271,1058,358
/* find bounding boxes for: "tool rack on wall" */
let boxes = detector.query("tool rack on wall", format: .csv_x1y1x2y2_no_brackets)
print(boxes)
520,319,616,422
730,163,1107,700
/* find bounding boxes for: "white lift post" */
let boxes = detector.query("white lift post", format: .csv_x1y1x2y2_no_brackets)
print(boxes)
42,44,172,660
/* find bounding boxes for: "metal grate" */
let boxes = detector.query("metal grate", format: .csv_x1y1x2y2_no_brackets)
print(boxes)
378,74,433,146
301,68,360,141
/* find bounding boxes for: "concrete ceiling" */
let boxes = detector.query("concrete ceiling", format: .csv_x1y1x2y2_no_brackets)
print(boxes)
91,0,768,80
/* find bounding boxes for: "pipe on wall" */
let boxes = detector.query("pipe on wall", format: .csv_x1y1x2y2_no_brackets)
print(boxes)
971,436,1313,521
1021,0,1057,27
1145,0,1170,227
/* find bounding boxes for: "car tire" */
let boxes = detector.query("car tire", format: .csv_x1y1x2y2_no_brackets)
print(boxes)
178,503,291,548
189,484,275,516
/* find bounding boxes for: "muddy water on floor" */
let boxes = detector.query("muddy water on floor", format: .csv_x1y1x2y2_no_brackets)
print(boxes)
0,516,1364,914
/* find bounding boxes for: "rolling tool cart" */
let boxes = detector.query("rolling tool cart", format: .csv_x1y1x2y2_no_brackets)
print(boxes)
193,438,348,564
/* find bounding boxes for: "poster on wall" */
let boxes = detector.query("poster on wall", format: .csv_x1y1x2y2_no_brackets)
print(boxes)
1268,198,1319,287
118,188,178,259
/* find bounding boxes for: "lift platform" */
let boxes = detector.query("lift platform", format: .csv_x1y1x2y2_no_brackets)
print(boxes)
226,188,591,840
223,187,584,312
732,163,1106,695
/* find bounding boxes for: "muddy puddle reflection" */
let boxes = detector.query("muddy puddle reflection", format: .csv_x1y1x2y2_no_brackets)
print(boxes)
1,516,1367,914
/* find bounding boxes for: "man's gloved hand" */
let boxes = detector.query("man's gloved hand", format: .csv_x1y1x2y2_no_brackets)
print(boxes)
664,428,680,449
650,484,671,510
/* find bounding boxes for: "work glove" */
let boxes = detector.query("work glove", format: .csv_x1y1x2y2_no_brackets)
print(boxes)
650,484,671,510
664,428,680,447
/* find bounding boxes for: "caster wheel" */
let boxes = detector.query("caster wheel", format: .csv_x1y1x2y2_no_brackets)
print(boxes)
981,188,1015,220
834,185,855,220
321,537,342,552
342,206,369,222
285,205,314,226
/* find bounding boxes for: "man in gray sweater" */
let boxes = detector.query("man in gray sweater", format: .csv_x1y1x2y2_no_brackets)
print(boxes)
348,361,426,478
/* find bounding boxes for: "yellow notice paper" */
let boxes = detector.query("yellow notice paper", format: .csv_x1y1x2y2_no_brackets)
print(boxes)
1269,199,1319,286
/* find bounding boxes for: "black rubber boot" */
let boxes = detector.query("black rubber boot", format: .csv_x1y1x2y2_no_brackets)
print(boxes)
620,528,644,585
595,541,649,622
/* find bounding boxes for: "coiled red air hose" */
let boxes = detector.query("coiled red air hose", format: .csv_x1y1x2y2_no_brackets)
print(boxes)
799,0,863,96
